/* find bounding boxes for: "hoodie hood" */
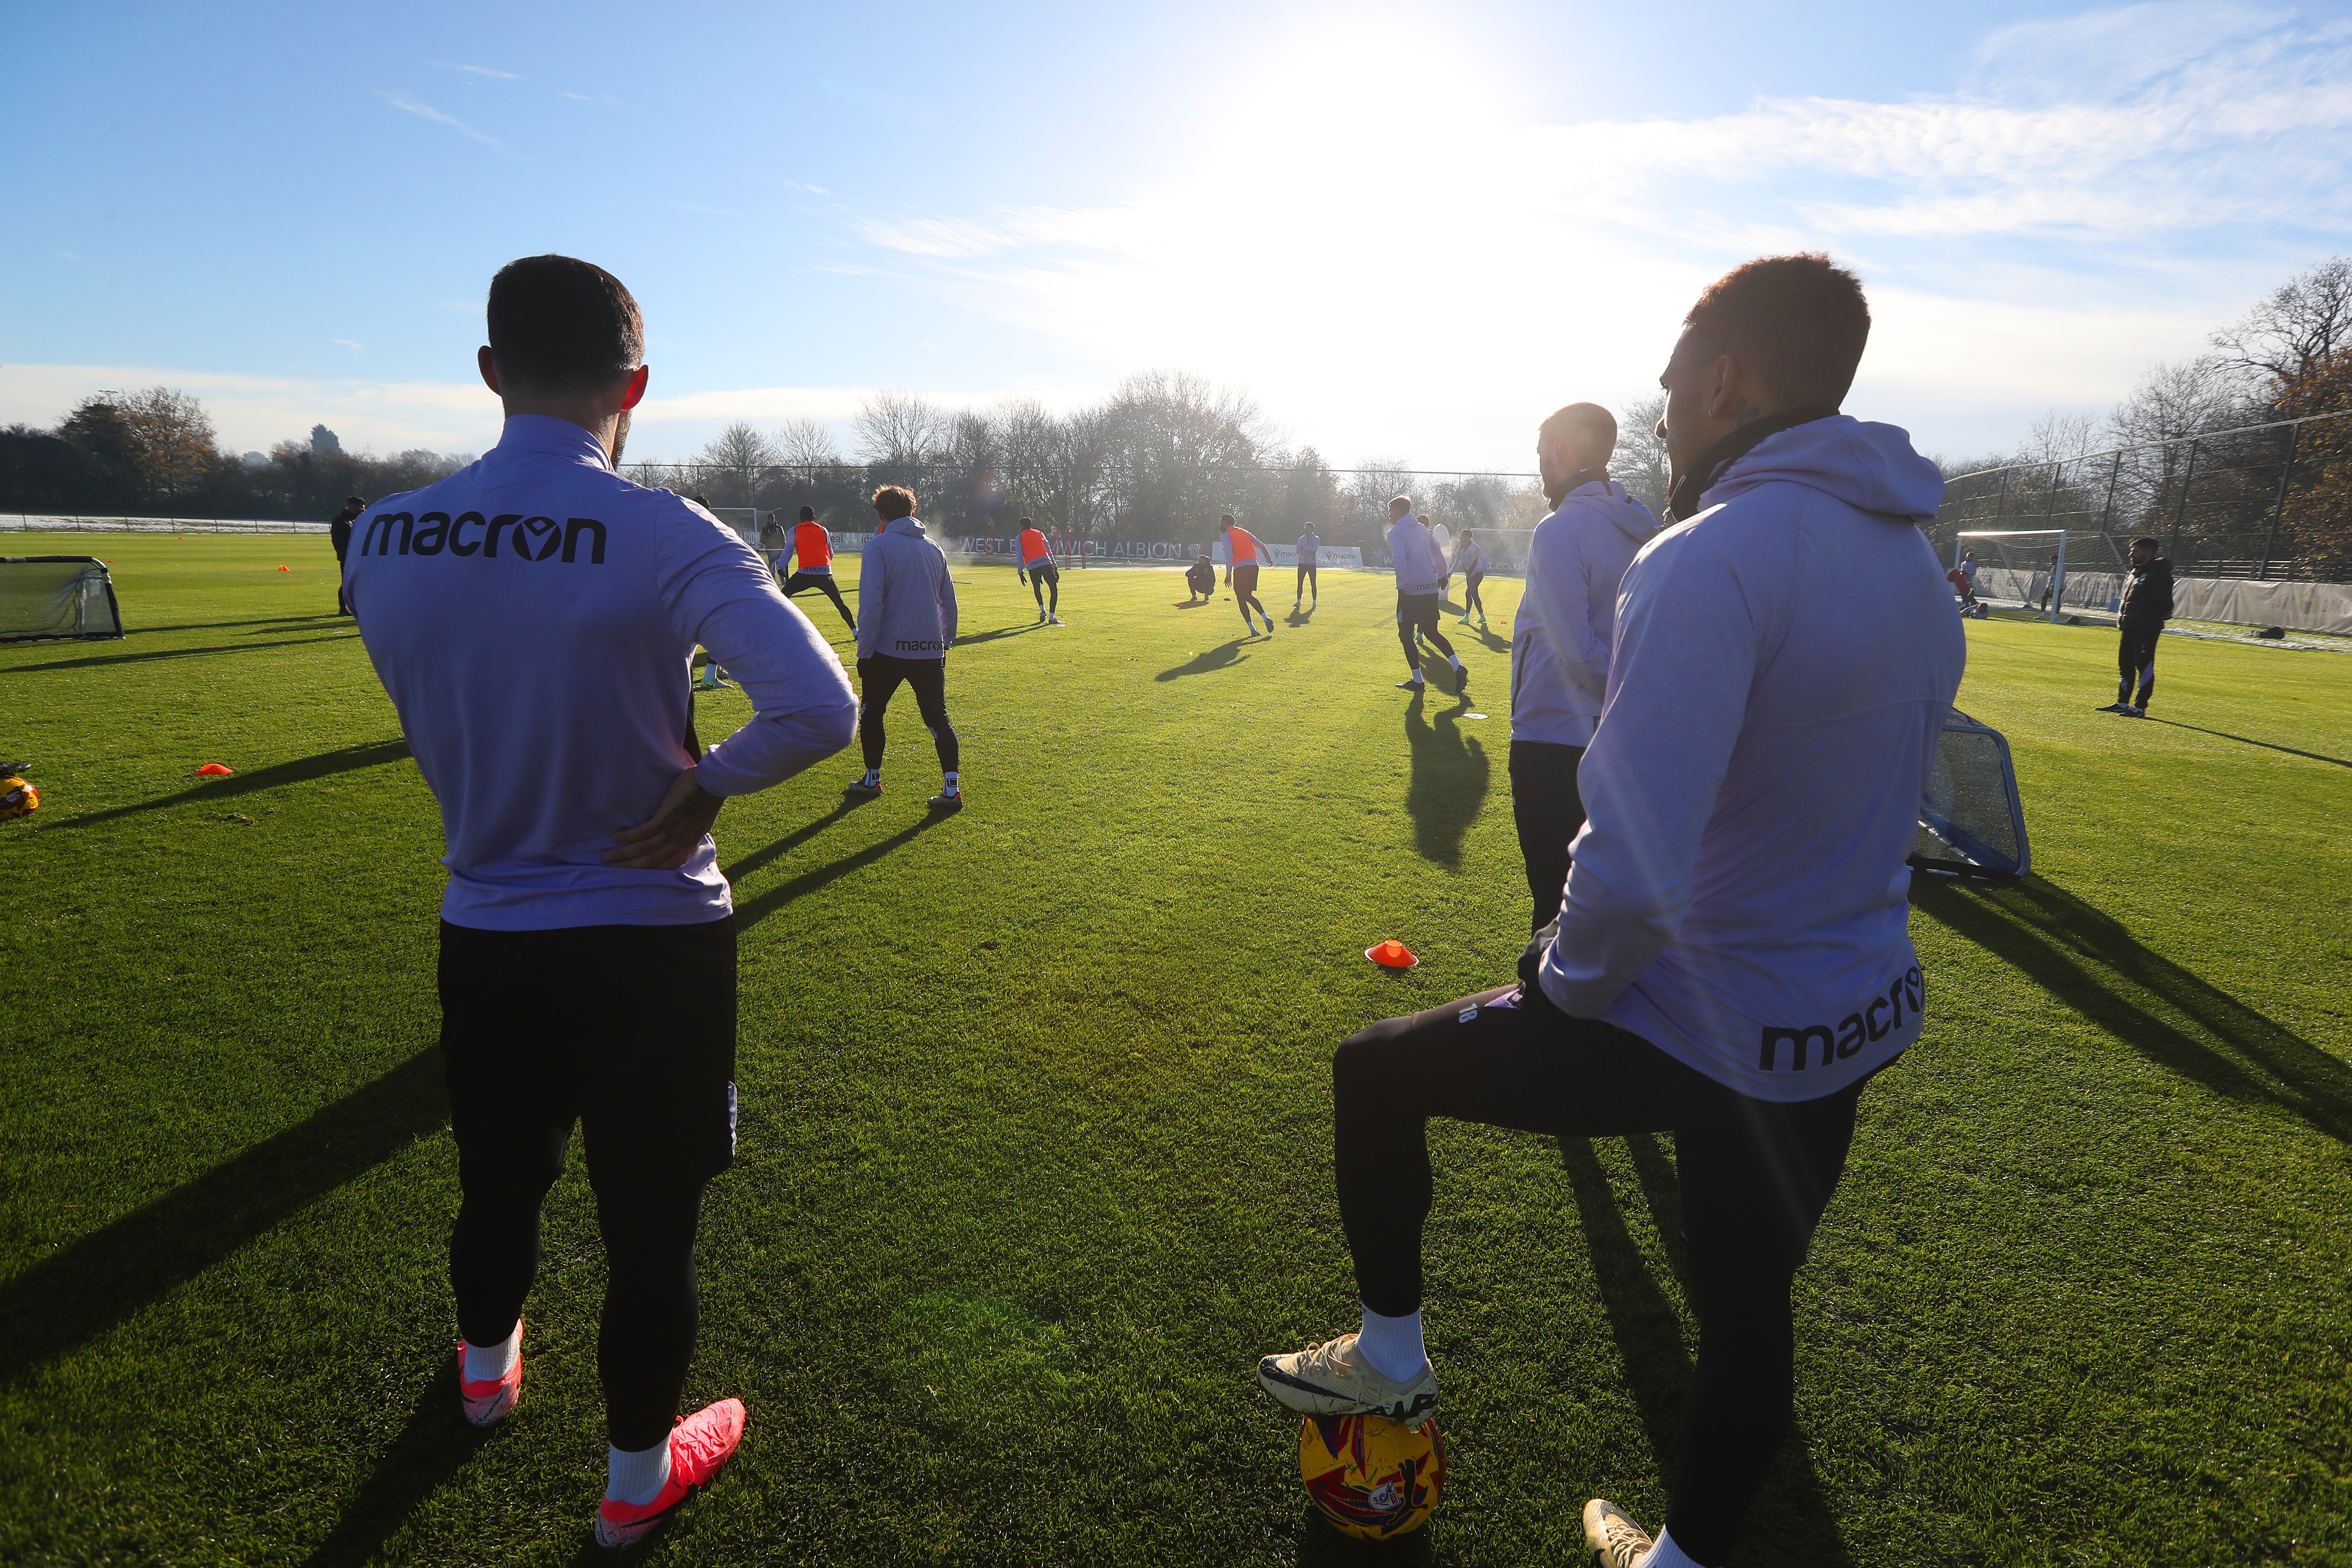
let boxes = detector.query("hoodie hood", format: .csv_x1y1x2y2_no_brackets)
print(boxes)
1703,413,1943,525
1565,478,1657,543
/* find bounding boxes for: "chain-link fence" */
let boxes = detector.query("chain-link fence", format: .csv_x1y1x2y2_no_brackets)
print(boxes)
1932,409,2352,582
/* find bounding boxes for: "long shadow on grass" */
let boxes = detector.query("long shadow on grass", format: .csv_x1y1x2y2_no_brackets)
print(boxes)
42,738,413,830
0,631,357,674
2140,717,2350,768
294,1351,496,1568
722,795,874,885
1913,877,2352,1144
1156,640,1251,680
732,813,946,931
1402,690,1488,868
1558,1137,1855,1566
0,1048,446,1385
955,622,1045,649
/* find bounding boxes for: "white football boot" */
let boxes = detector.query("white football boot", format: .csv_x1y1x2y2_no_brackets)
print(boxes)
1256,1332,1438,1428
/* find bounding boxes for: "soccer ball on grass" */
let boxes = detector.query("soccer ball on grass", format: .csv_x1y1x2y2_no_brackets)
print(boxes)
1298,1412,1446,1540
0,776,39,821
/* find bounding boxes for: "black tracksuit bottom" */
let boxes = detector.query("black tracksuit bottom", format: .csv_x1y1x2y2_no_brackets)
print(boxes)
1335,985,1869,1566
784,570,857,631
1508,739,1586,933
858,653,959,774
2118,622,2161,707
440,918,737,1452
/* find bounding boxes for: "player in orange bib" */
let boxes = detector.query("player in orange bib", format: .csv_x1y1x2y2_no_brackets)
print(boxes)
1220,515,1275,637
1016,517,1063,625
780,505,856,634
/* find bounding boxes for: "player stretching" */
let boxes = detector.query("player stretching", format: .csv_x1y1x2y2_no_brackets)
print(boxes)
1256,255,1964,1568
1295,526,1320,609
1221,515,1275,636
780,505,856,634
1452,528,1490,628
1384,497,1465,694
2098,536,2171,716
347,254,858,1550
845,485,963,810
1510,402,1655,932
1017,517,1063,624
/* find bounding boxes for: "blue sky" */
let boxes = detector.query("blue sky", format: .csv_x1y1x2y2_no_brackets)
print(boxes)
5,0,2349,470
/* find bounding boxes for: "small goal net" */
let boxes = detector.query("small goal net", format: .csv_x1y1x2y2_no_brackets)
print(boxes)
1910,709,2030,880
1,556,123,643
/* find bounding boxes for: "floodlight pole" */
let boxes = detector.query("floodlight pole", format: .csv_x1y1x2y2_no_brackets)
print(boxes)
2168,440,2199,563
2256,423,2299,582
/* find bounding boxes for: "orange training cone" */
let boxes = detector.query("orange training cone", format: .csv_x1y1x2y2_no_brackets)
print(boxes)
277,565,290,571
1365,940,1419,969
195,763,235,777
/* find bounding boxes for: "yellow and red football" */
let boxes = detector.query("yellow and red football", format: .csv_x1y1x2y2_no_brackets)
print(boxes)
1298,1412,1446,1541
0,777,39,821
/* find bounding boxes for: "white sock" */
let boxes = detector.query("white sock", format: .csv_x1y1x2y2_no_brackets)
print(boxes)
606,1438,673,1505
1354,1305,1427,1383
861,768,879,787
461,1321,519,1384
942,771,959,792
1640,1528,1705,1568
1449,653,1464,670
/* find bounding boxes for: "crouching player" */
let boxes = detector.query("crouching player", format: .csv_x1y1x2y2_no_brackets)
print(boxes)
348,254,858,1550
1255,254,1964,1568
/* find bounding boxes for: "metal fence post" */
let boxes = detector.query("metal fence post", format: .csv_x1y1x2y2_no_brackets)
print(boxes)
2048,528,2069,623
2099,449,2122,533
2256,423,2300,581
2168,439,2198,562
2043,461,2063,527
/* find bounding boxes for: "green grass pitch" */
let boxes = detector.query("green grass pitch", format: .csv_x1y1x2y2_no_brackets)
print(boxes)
3,533,2348,1566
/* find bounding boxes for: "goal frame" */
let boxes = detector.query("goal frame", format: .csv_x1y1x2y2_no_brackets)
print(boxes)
0,555,124,643
1953,529,2128,623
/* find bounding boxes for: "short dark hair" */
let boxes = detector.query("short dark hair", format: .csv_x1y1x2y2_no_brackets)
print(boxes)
872,484,916,520
343,494,366,508
1018,515,1034,527
2132,536,2160,551
486,254,644,396
1540,402,1617,462
799,505,816,521
1220,514,1236,527
1682,253,1871,409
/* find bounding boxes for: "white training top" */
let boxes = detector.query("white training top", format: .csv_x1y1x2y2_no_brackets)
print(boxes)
1538,416,1966,1101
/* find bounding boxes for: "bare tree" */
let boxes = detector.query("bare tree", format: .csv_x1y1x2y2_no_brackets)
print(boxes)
771,417,841,469
851,390,949,470
693,421,778,507
2016,410,2099,466
2211,256,2352,386
1611,393,1671,515
113,386,218,499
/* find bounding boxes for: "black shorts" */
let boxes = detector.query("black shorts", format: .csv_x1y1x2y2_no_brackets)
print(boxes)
1026,561,1060,585
1233,562,1261,595
438,917,738,1194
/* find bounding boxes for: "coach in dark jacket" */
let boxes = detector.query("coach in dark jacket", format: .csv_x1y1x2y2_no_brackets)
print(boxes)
329,495,365,616
2103,536,2173,716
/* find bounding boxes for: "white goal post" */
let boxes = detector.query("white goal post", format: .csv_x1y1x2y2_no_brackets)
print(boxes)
1954,530,2130,623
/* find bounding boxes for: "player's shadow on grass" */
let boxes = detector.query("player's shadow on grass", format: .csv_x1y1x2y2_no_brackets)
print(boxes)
294,1353,494,1568
0,631,355,674
1156,640,1251,681
2140,716,2350,768
1913,877,2352,1145
1294,1502,1438,1565
0,1047,446,1385
722,795,874,885
1556,1136,1856,1567
955,622,1044,648
732,813,946,931
43,738,413,831
1402,691,1488,867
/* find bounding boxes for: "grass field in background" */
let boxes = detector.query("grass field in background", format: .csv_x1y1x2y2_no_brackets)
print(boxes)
2,533,2347,1568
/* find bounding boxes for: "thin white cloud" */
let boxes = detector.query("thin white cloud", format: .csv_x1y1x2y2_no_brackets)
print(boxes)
782,179,831,196
377,91,516,156
331,339,364,352
437,62,521,80
561,92,621,105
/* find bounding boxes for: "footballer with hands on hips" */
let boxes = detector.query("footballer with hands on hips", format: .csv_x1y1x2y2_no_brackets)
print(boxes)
346,254,858,1551
1254,254,1964,1568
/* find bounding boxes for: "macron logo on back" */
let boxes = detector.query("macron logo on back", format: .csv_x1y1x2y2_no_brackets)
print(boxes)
1758,966,1923,1072
358,511,607,564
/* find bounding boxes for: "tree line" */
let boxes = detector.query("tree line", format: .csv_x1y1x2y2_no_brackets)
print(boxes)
0,368,1669,548
1933,257,2352,576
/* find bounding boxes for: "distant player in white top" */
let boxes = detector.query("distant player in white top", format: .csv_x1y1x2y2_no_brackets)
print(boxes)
1451,529,1490,628
1255,254,1964,1568
1294,528,1321,610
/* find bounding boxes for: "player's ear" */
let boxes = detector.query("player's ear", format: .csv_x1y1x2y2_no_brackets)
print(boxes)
477,346,501,395
620,364,650,410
